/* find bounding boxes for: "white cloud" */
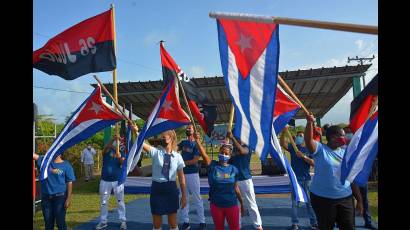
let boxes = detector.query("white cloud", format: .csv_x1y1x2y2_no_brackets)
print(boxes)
355,39,364,51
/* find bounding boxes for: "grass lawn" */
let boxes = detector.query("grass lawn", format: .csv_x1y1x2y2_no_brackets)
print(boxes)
367,182,378,222
33,175,148,230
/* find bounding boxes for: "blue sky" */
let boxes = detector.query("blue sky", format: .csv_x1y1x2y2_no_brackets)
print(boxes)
33,0,378,125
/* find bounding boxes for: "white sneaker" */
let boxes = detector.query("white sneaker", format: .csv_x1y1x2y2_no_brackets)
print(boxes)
95,222,107,230
120,221,127,230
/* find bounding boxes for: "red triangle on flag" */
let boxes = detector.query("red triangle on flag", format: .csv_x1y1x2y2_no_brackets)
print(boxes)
157,80,190,123
219,19,277,79
274,85,300,117
74,85,123,125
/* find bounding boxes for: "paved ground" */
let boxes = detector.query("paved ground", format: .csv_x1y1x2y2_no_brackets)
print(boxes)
74,197,377,230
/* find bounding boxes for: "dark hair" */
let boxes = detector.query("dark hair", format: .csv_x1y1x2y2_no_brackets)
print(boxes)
324,125,343,141
296,131,304,135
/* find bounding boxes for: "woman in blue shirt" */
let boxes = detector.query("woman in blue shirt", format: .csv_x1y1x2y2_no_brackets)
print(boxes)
195,131,244,230
33,152,75,230
305,114,363,230
131,125,187,230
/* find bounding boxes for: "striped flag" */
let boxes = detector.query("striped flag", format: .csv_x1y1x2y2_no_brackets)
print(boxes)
39,84,123,180
119,107,134,185
216,17,280,160
126,76,190,174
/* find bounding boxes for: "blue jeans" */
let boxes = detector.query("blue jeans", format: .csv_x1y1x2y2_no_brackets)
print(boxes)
41,193,67,230
291,179,317,225
359,185,372,225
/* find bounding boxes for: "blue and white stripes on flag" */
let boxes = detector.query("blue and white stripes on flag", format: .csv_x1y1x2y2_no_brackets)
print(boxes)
119,124,133,185
216,18,280,160
126,77,190,175
270,124,308,203
340,110,378,186
39,85,123,180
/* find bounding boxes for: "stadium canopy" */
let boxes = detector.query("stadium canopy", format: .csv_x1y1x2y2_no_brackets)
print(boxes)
92,64,371,124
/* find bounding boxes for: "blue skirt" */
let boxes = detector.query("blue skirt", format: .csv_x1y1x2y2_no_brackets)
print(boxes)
150,181,179,215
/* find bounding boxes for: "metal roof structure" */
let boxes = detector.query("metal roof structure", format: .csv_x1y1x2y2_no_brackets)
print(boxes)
93,64,371,123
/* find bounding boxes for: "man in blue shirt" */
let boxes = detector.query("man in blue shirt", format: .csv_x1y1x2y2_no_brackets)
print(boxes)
33,152,75,230
96,136,127,230
280,128,318,230
178,123,206,230
227,131,263,230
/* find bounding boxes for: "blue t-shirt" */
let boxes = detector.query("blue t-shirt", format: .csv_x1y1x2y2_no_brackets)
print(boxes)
101,148,125,182
178,140,200,174
229,144,252,181
37,156,76,196
310,141,352,199
288,144,311,181
208,160,239,208
149,147,185,183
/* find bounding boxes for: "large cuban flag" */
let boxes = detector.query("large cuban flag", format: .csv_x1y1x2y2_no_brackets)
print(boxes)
216,18,280,160
126,76,191,174
39,84,123,180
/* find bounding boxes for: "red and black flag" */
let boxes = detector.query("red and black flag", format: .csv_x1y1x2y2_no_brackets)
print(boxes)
160,42,217,136
33,9,116,80
349,74,378,132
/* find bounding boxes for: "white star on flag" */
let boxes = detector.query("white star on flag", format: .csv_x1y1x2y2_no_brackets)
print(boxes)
236,33,252,53
162,100,174,112
89,102,102,115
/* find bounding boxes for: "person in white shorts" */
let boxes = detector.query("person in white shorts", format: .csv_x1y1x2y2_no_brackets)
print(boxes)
178,123,206,230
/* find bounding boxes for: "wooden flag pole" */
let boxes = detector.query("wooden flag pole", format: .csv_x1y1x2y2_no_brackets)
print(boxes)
278,75,310,115
366,96,378,120
176,75,198,134
226,104,235,141
110,4,120,156
209,12,378,35
283,128,299,153
94,75,133,125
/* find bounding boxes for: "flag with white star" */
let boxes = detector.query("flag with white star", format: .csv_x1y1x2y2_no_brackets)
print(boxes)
39,83,123,180
126,76,191,174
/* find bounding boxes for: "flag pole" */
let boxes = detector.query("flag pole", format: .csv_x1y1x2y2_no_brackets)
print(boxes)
209,12,377,35
366,96,378,120
176,75,198,134
226,104,235,141
277,75,310,115
283,128,299,153
110,4,120,156
94,75,133,125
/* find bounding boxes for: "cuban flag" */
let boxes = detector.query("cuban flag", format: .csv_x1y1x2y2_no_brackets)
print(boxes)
273,84,300,134
340,109,378,186
216,18,279,160
340,75,378,186
126,76,190,174
39,84,123,180
118,107,134,185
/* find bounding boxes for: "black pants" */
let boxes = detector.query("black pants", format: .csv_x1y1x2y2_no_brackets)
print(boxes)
359,185,372,226
310,192,355,230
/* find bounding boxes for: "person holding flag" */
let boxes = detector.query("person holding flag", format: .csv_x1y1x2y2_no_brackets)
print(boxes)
226,131,263,230
33,152,75,230
95,135,127,230
304,114,363,230
178,123,206,230
129,124,186,230
280,128,318,230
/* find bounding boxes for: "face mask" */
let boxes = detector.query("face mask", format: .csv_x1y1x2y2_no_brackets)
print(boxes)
345,133,353,140
295,136,304,145
159,138,169,147
185,130,192,136
218,153,230,163
335,137,347,146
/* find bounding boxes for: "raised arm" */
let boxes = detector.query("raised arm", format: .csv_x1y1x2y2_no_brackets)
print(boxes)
279,127,290,151
184,155,200,165
226,132,248,155
305,114,317,154
194,132,211,166
102,138,116,155
129,122,152,153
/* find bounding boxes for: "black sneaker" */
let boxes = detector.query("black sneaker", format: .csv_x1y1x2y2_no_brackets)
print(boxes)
199,223,206,230
291,224,299,230
181,222,191,230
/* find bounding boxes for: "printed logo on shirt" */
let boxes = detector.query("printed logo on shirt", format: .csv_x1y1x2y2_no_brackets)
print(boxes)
216,171,232,179
51,168,63,175
182,146,193,153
